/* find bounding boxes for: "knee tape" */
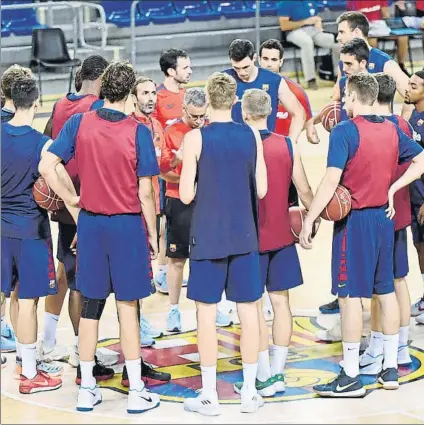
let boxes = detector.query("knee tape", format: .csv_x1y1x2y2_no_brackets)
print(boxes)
81,297,106,320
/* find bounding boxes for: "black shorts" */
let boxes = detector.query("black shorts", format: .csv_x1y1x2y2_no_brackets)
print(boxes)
288,181,299,207
57,223,77,290
165,197,193,259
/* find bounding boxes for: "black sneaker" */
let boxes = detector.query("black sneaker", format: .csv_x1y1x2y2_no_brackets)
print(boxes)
75,356,115,385
313,369,366,398
121,361,171,387
319,298,340,314
378,367,399,390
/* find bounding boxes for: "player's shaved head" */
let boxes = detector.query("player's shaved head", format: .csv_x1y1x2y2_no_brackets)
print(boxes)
11,77,39,110
242,89,271,121
347,73,378,106
101,61,136,103
1,64,34,99
374,73,396,105
206,72,237,110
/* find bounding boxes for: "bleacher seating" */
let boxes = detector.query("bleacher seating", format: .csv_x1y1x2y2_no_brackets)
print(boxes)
244,1,278,17
209,1,255,19
173,1,222,22
102,1,149,28
2,0,46,36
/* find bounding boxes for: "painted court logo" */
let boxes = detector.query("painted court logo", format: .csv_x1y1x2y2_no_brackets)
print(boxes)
99,316,424,404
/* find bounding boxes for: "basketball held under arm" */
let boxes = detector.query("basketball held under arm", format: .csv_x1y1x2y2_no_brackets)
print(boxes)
179,129,201,205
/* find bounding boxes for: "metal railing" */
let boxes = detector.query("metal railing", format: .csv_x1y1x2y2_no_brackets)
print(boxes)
130,0,264,66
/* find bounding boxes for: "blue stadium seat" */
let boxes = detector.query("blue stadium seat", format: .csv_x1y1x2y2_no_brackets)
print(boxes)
209,1,256,19
173,1,222,21
244,1,278,17
1,23,11,38
101,1,149,27
321,0,347,11
2,0,47,36
140,1,186,24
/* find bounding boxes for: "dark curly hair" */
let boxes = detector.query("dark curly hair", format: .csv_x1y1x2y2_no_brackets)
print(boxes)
100,61,136,103
11,77,39,110
1,64,34,99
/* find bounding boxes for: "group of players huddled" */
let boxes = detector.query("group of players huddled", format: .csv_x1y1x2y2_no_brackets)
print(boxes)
1,9,424,417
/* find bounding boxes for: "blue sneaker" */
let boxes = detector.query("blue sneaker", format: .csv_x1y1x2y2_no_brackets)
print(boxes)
319,299,340,314
1,322,16,352
154,271,168,294
313,369,365,398
167,308,181,333
378,367,399,390
139,317,157,347
216,309,233,327
140,315,163,339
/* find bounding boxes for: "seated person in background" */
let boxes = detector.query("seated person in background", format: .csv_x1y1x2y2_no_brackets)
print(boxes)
347,0,410,76
277,0,339,90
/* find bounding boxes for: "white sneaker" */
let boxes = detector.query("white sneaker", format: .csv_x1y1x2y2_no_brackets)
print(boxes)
184,390,221,416
127,387,160,414
68,346,119,368
68,345,79,368
416,313,424,325
398,345,412,366
76,385,102,412
359,349,383,375
240,390,264,413
315,320,342,342
40,342,69,362
411,296,424,317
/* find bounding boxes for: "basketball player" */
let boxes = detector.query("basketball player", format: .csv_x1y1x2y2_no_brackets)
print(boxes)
2,77,62,394
39,61,160,413
358,73,414,375
181,72,267,415
232,88,314,397
405,70,424,325
40,56,116,375
300,73,424,396
153,49,192,293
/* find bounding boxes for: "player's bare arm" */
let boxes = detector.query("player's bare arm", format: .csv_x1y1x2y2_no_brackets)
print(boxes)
180,129,201,205
300,167,343,249
160,171,180,183
278,78,306,142
292,146,314,210
250,126,268,200
138,176,158,260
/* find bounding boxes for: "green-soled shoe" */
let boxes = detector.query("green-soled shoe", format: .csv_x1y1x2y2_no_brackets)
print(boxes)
233,377,276,397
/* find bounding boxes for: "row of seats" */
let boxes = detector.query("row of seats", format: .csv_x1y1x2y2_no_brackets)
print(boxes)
2,0,46,37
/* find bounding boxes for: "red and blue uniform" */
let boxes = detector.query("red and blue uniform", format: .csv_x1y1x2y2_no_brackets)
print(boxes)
258,130,303,292
48,108,159,301
409,109,424,243
1,122,56,299
223,68,281,132
50,93,104,290
385,114,414,279
339,48,392,77
1,107,14,123
187,122,262,304
152,85,185,129
328,116,422,298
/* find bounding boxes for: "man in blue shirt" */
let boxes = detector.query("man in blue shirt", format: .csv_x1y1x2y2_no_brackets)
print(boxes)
278,1,339,89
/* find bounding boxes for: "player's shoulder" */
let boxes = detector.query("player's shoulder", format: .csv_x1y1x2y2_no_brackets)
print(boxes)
371,47,392,62
259,67,281,82
332,118,356,135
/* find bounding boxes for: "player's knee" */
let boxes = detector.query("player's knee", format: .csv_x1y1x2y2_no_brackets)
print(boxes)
269,291,289,310
81,297,106,321
169,258,186,270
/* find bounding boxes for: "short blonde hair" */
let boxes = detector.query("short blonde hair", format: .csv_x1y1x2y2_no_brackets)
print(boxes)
1,65,34,99
206,72,236,110
242,89,271,120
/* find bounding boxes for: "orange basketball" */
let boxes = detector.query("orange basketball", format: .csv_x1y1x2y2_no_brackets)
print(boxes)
320,101,341,132
289,206,319,242
33,176,65,211
320,185,352,221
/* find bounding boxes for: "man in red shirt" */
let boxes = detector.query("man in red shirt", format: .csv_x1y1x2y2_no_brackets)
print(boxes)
160,88,207,333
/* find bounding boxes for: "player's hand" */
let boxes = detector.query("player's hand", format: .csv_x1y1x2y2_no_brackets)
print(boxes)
418,205,424,225
386,187,396,219
70,233,77,255
68,195,80,208
149,236,159,261
306,122,320,144
312,216,321,237
300,217,314,249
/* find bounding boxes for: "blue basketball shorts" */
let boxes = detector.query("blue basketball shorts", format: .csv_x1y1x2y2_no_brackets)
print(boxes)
57,223,77,290
187,251,263,304
259,244,303,292
332,207,395,299
394,228,408,279
1,236,57,299
76,210,153,301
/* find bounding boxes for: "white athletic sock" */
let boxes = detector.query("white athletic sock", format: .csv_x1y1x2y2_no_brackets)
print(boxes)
125,358,144,391
80,360,96,388
256,349,271,382
343,341,360,378
158,265,168,274
74,335,79,350
200,365,217,394
242,362,258,395
43,312,59,351
399,326,409,347
16,341,22,359
368,331,384,356
169,304,179,312
383,333,399,370
271,345,289,376
21,342,37,379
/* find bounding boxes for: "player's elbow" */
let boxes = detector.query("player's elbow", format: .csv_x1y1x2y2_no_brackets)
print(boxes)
257,180,268,200
180,190,194,205
38,158,53,180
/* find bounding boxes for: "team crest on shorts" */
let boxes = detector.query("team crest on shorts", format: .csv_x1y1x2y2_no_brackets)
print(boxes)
418,119,423,127
262,84,269,92
49,280,56,289
169,244,177,253
97,316,424,404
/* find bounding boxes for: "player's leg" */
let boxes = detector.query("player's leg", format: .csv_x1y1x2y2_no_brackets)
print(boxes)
410,205,424,319
154,214,169,293
312,30,339,80
395,36,410,76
